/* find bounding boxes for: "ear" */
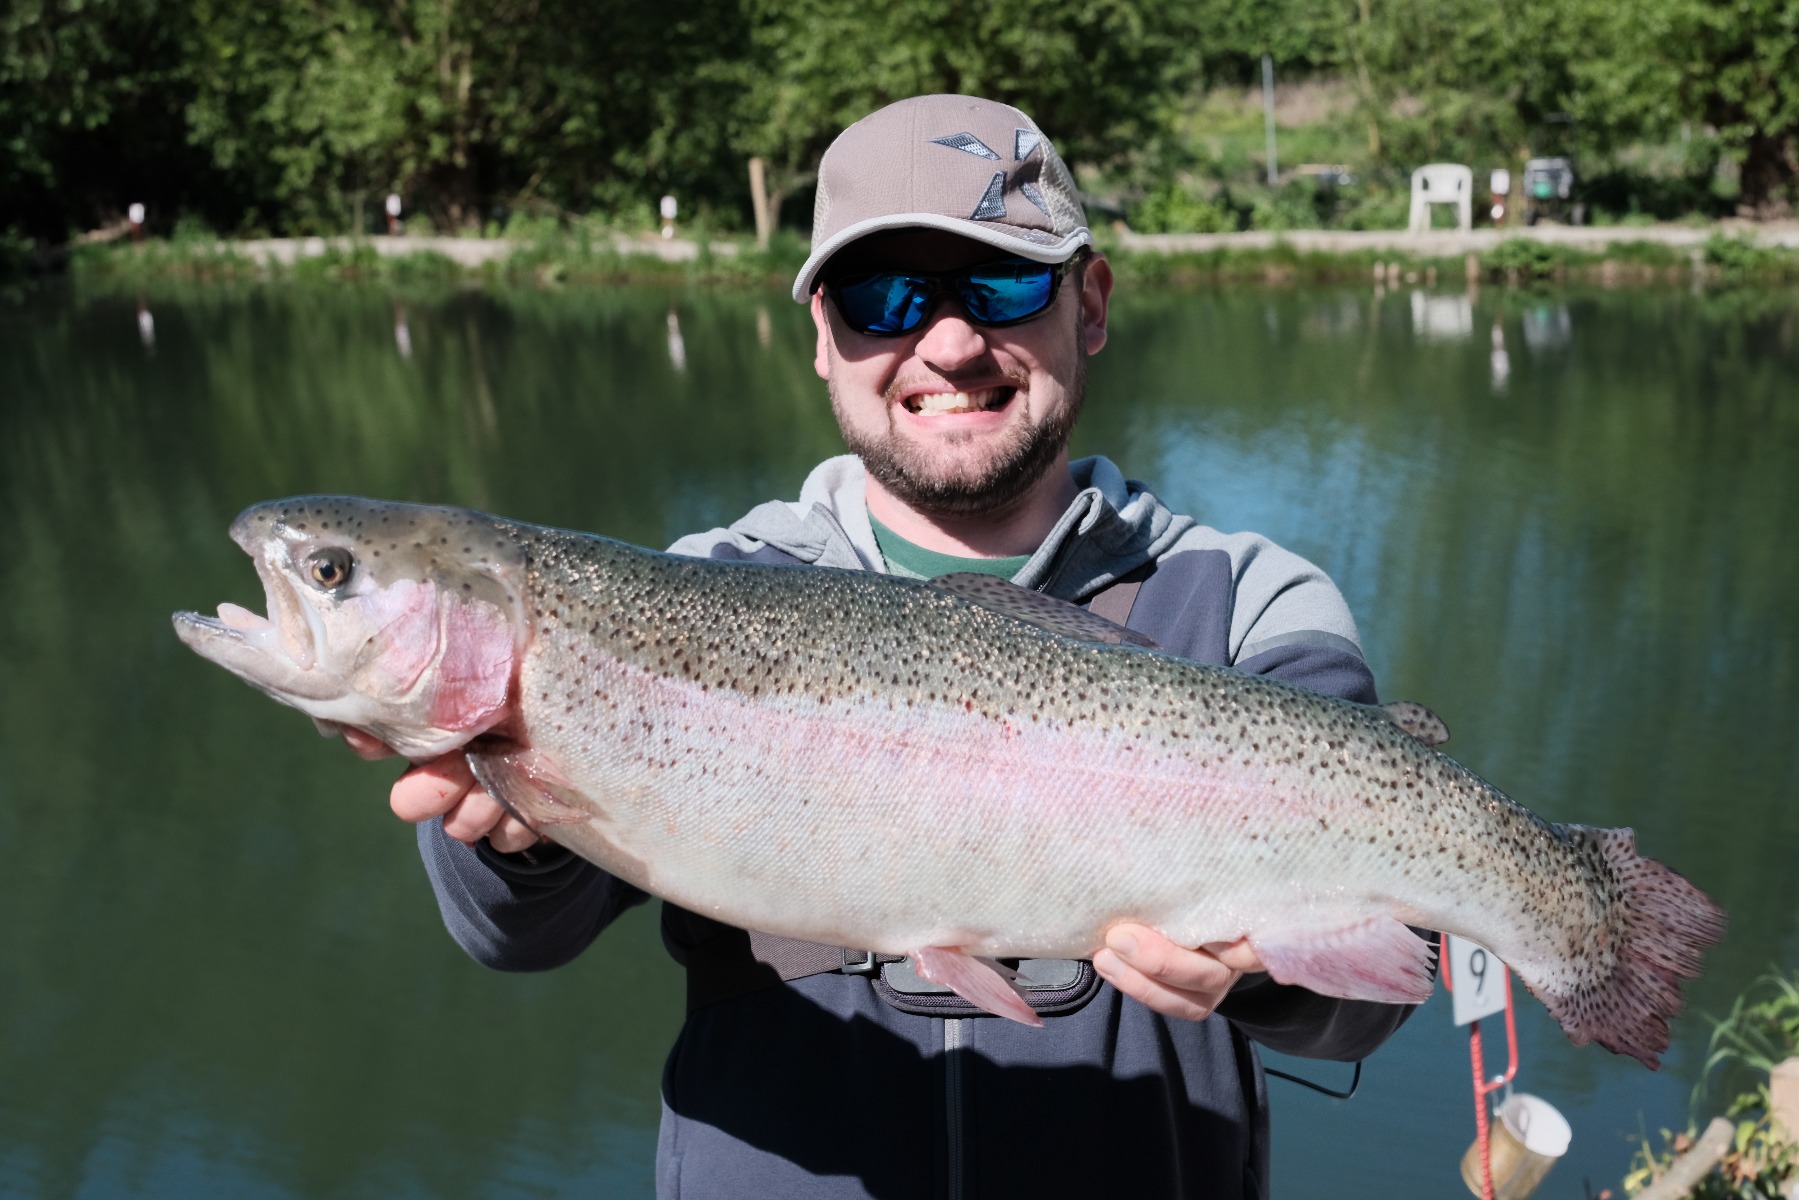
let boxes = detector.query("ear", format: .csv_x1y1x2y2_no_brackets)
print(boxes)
1079,253,1114,356
810,290,834,380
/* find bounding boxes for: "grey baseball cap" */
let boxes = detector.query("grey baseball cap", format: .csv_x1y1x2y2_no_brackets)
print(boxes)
791,94,1093,302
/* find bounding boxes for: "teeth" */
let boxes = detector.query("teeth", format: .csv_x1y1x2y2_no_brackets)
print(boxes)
910,388,1004,415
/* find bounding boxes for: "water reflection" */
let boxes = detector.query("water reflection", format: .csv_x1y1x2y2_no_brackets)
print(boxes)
393,300,412,360
135,296,155,351
1411,289,1474,340
666,307,687,372
2,281,1796,1200
1521,302,1574,352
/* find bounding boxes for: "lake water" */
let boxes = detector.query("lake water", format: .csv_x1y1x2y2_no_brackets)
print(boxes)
3,277,1796,1199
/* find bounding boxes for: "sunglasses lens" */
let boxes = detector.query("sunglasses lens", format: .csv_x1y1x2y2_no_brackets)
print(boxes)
833,272,930,334
828,259,1064,334
961,261,1057,324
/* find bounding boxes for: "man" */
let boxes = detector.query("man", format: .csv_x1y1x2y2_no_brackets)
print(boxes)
353,95,1417,1198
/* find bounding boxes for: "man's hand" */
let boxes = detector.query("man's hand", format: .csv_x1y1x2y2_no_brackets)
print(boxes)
1092,924,1266,1022
341,729,542,853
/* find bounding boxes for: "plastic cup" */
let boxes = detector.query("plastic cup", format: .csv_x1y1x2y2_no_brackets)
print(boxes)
1460,1093,1572,1200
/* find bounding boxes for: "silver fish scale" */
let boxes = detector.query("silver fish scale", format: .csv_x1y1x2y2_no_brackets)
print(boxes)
506,525,1618,985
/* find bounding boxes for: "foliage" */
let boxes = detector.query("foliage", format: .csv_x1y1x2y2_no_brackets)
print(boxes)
1703,234,1799,282
1622,967,1799,1199
1487,238,1565,280
1703,968,1799,1081
6,0,1799,240
1128,183,1240,233
1623,1104,1797,1200
728,0,1209,216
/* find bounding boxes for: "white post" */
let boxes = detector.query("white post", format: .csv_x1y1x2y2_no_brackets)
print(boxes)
660,195,678,241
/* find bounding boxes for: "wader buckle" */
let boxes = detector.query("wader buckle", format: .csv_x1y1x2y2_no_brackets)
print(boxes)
839,948,881,976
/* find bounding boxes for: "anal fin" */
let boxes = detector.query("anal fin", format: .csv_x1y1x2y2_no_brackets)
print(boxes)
1251,916,1437,1005
910,946,1044,1027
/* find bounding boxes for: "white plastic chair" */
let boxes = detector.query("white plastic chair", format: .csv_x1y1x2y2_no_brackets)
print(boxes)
1408,163,1473,232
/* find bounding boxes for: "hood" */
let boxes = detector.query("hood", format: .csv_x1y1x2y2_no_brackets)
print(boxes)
667,455,1194,602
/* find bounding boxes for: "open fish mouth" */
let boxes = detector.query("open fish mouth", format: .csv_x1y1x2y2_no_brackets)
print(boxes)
172,545,328,689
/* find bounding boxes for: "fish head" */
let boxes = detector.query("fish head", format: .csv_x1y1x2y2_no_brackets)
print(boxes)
173,496,527,759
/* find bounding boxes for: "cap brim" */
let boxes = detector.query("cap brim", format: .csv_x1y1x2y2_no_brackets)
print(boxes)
792,215,1093,303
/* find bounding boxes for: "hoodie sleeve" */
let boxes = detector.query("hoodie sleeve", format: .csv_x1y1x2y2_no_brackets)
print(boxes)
419,821,648,970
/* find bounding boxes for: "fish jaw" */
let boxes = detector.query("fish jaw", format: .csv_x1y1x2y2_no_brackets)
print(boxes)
175,497,528,759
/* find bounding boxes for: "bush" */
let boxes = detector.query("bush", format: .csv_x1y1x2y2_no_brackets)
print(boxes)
1128,183,1240,234
1703,235,1799,281
1487,237,1563,279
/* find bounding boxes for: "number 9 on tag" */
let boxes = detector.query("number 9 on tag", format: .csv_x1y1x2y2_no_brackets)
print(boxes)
1447,934,1508,1026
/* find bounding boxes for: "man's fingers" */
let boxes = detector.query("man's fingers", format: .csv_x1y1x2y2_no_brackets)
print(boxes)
1093,947,1223,1022
1103,924,1239,997
441,790,509,844
486,814,543,855
390,756,478,823
1201,938,1266,975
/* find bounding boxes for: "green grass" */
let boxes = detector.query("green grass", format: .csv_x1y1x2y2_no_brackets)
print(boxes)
57,223,1799,294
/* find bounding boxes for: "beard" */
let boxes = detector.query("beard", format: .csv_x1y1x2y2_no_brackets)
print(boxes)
832,352,1086,519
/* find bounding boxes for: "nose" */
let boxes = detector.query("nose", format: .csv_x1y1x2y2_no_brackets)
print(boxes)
911,300,990,370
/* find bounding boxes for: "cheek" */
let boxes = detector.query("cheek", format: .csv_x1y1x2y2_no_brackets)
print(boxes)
343,579,442,695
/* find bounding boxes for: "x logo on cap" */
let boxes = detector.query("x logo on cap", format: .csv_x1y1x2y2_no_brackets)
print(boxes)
930,130,1052,222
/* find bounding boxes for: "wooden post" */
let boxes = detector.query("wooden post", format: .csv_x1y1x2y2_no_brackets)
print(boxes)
1770,1057,1799,1141
749,157,772,250
1634,1117,1734,1200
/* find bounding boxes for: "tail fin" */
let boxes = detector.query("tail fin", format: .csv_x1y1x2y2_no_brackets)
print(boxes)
1533,826,1726,1070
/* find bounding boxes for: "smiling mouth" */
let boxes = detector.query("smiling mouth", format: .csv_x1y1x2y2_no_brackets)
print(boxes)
902,386,1015,416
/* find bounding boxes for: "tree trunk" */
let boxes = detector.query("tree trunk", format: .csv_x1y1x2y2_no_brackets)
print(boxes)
1738,131,1797,218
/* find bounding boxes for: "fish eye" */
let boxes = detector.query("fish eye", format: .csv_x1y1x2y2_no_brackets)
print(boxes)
307,547,355,590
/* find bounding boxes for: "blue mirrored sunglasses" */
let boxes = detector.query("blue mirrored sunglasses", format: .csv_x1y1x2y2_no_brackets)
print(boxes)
824,256,1078,337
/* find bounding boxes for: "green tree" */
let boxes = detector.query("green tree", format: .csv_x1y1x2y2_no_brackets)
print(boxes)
730,0,1211,219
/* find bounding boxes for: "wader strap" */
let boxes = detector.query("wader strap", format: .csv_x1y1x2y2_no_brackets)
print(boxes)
1086,561,1152,628
684,926,903,1012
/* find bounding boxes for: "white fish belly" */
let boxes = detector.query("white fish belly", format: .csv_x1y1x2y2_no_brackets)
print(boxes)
527,650,1558,961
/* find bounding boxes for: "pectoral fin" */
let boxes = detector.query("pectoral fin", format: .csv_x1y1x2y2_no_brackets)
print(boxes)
1250,916,1437,1005
464,743,588,827
910,946,1045,1027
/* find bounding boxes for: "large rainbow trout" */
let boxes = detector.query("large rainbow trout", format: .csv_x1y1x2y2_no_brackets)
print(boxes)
173,497,1724,1067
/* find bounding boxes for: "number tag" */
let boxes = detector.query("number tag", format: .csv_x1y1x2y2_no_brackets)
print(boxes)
1447,934,1508,1026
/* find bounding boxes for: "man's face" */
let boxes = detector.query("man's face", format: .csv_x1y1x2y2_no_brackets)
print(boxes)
810,229,1113,517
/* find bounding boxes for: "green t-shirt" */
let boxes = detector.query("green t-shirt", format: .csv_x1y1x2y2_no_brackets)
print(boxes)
868,512,1033,581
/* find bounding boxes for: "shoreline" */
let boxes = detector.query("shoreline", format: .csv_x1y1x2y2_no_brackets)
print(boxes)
47,221,1799,290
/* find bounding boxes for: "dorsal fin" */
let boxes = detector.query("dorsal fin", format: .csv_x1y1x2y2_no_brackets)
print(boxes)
1379,700,1450,746
929,573,1160,649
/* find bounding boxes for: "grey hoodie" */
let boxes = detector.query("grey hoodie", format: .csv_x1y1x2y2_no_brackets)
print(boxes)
419,455,1416,1200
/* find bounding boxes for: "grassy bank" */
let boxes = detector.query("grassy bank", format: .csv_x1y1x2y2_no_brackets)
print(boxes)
46,226,1799,294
